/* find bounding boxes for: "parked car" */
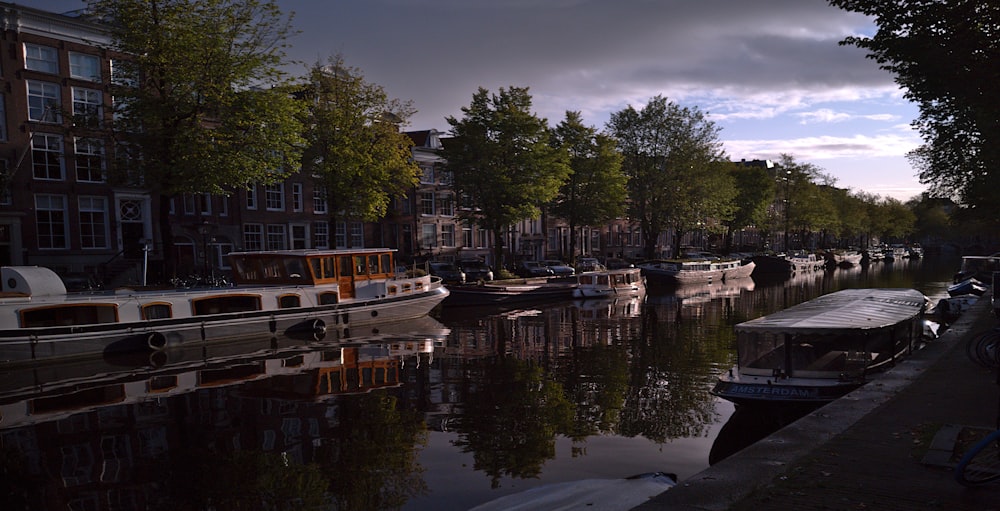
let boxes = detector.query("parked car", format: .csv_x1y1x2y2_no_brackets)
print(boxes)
458,259,494,281
428,262,466,285
514,260,554,278
543,260,576,276
575,257,606,273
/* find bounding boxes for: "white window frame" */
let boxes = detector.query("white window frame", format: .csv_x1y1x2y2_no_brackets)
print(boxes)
312,221,329,249
265,183,284,211
246,187,257,210
291,183,303,212
313,189,327,214
72,87,103,128
35,194,68,249
442,224,456,247
74,138,105,183
24,43,58,74
243,224,263,251
68,52,101,82
266,224,287,250
26,80,61,123
78,196,109,249
32,133,63,181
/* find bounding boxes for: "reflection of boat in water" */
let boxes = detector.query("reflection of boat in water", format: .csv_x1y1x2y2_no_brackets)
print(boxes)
0,248,448,363
573,267,645,299
570,294,645,320
709,405,810,465
0,316,450,429
442,279,577,307
712,288,928,406
645,278,755,306
469,472,676,511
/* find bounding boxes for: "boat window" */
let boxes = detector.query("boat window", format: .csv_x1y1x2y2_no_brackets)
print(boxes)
283,258,308,283
318,292,338,305
20,304,119,327
339,256,353,277
278,294,301,308
368,254,380,274
324,257,336,278
141,303,172,320
309,259,323,280
579,275,594,285
387,285,397,295
263,258,283,279
355,256,367,276
380,254,392,275
192,295,261,315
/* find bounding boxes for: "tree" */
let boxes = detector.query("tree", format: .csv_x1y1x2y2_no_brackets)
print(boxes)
724,163,775,253
831,0,1000,220
299,55,421,231
549,111,626,263
91,0,304,275
443,87,570,268
607,96,733,259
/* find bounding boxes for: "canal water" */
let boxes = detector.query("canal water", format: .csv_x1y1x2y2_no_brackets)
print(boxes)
0,255,963,511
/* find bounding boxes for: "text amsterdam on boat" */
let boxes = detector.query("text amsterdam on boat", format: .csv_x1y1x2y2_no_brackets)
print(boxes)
0,248,449,364
711,288,929,406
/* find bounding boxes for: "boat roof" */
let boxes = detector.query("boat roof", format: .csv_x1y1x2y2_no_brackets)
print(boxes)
736,288,926,335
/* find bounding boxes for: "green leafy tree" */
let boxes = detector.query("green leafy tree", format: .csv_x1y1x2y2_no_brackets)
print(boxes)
299,55,421,230
724,163,775,252
549,111,626,262
831,0,1000,220
607,96,733,259
443,87,571,267
91,0,304,273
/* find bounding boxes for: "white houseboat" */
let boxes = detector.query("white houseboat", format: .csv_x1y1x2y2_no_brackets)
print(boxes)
638,257,755,286
0,248,449,363
712,288,928,406
573,267,645,299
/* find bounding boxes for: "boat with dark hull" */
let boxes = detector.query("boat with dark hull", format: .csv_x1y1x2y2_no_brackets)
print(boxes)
0,248,449,364
712,288,928,406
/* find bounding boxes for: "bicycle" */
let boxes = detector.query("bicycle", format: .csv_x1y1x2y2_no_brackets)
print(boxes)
955,326,1000,486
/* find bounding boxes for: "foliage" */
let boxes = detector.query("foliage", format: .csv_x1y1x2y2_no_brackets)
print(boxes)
607,96,733,259
299,55,421,224
443,86,571,266
93,0,304,195
724,162,775,252
549,111,627,261
831,0,1000,220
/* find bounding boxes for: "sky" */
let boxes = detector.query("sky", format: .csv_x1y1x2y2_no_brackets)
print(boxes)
33,0,927,201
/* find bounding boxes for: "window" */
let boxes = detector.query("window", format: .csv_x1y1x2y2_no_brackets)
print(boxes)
243,224,263,251
0,160,10,205
35,194,68,249
439,195,455,216
69,52,101,82
334,222,346,248
420,165,434,184
441,224,455,247
79,196,108,249
313,189,327,214
266,224,287,250
313,221,329,249
246,187,257,210
421,223,437,248
182,194,196,215
74,138,105,182
32,134,63,180
463,225,473,248
199,194,212,215
24,44,58,73
421,192,434,215
72,87,103,128
27,81,61,123
291,183,303,212
350,222,363,248
110,59,137,88
265,183,284,210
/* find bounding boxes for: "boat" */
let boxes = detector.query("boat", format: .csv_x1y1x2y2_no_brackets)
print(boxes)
0,248,449,364
948,277,987,297
442,278,577,306
752,252,823,277
953,253,1000,283
469,472,676,511
572,267,645,299
638,257,755,286
826,250,864,268
711,288,928,406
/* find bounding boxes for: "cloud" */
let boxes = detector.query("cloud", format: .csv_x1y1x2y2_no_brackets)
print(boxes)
725,133,921,161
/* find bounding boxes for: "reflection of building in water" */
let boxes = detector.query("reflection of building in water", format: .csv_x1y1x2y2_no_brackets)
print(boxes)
0,335,440,510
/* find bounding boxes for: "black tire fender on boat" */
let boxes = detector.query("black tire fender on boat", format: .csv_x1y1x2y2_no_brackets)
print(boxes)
286,318,327,340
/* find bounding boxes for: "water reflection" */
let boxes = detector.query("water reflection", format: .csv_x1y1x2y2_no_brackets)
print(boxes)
0,255,961,511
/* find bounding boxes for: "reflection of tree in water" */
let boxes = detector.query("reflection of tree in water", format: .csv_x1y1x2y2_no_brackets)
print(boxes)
316,393,429,511
452,357,574,488
555,344,631,446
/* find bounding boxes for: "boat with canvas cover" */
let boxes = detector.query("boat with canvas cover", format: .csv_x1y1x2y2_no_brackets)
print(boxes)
711,288,928,406
0,248,448,364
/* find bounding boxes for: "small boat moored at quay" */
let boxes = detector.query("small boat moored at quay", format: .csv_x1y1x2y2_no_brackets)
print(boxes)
0,248,449,364
442,278,577,307
712,288,929,406
573,267,645,299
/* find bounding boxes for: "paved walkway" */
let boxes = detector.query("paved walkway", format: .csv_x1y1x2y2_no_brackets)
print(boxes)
638,295,1000,511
